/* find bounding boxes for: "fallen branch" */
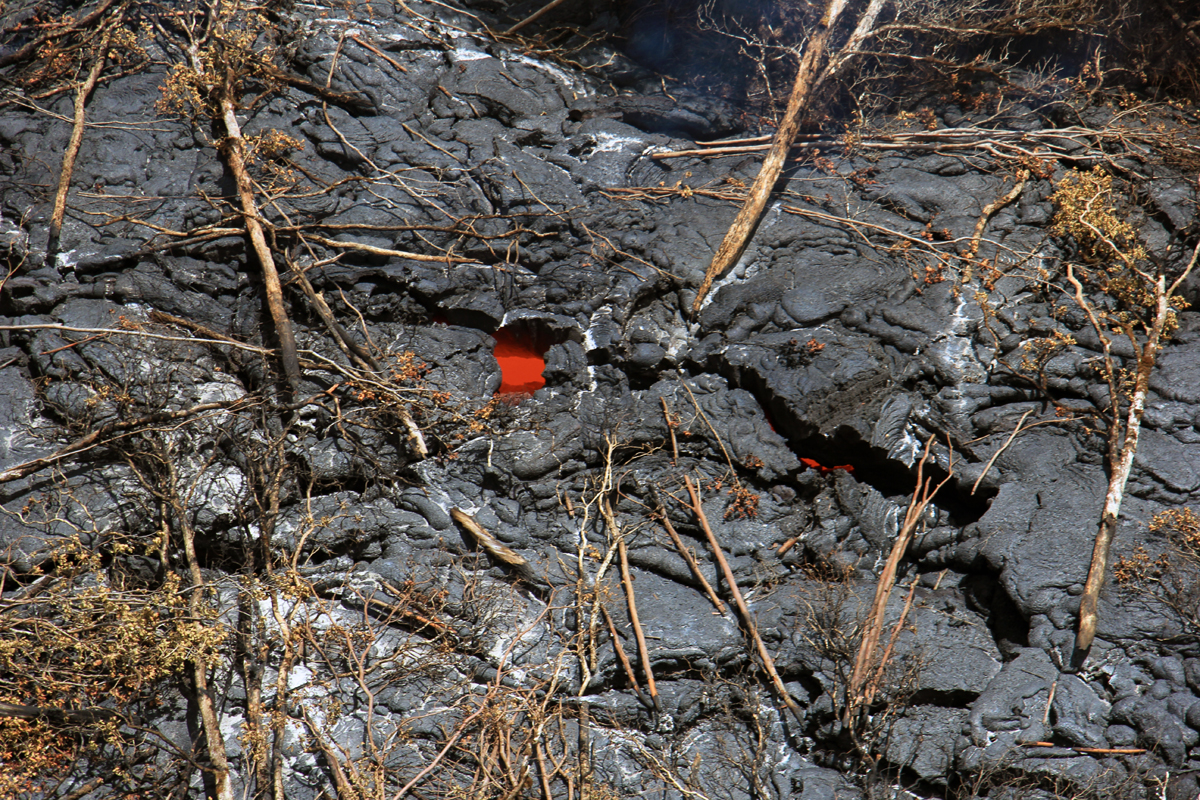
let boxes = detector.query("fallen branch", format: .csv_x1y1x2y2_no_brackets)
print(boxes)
301,234,475,264
299,707,357,800
208,45,301,393
964,168,1028,281
660,396,679,465
971,408,1034,495
0,0,119,70
691,0,862,316
0,700,119,725
450,508,547,588
651,491,727,615
504,0,570,34
1019,741,1146,755
290,266,428,459
349,35,408,73
681,476,798,714
599,604,653,711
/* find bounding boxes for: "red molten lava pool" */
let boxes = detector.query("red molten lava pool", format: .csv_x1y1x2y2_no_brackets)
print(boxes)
492,326,547,397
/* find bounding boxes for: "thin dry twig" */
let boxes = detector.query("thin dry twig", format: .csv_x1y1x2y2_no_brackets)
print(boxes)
972,408,1034,495
681,476,799,714
652,494,728,615
1019,742,1146,755
599,604,652,710
302,233,475,263
610,505,659,710
504,0,570,34
349,34,409,73
660,396,679,465
0,398,254,485
0,0,119,71
964,168,1028,282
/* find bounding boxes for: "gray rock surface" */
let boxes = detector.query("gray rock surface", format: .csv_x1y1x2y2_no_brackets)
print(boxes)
2,1,1200,798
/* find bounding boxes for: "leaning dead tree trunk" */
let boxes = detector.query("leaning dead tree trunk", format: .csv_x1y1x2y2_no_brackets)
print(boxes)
1071,238,1200,667
215,62,302,394
159,456,236,800
181,24,301,394
48,30,111,263
691,0,888,316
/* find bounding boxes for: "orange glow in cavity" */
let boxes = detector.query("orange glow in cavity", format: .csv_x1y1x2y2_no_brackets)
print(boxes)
801,457,854,474
493,326,547,397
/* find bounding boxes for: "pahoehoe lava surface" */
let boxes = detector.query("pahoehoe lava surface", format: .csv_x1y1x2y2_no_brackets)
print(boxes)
3,1,1200,798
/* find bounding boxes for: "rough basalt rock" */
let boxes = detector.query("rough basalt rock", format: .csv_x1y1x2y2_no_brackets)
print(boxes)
3,0,1200,798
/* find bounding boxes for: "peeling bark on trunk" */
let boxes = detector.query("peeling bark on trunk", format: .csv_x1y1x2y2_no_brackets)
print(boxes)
1073,275,1167,667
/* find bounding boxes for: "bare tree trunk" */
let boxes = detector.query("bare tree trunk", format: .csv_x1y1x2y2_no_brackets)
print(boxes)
216,69,302,394
1072,238,1199,666
691,0,887,316
169,461,236,800
48,32,110,262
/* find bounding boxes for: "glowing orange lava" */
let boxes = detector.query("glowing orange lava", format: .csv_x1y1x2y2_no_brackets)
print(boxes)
493,327,547,396
801,457,854,474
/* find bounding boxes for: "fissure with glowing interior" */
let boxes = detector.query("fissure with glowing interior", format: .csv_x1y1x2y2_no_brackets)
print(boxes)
492,326,547,396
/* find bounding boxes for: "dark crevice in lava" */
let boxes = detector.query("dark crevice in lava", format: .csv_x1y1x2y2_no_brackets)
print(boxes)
717,367,996,524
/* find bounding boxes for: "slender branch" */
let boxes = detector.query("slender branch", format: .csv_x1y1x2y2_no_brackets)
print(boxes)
963,168,1028,282
599,603,652,710
845,438,950,725
971,408,1034,495
302,234,475,263
652,493,728,615
504,0,570,34
451,508,546,587
691,0,888,316
660,397,679,465
608,500,658,710
214,54,302,393
682,476,799,714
